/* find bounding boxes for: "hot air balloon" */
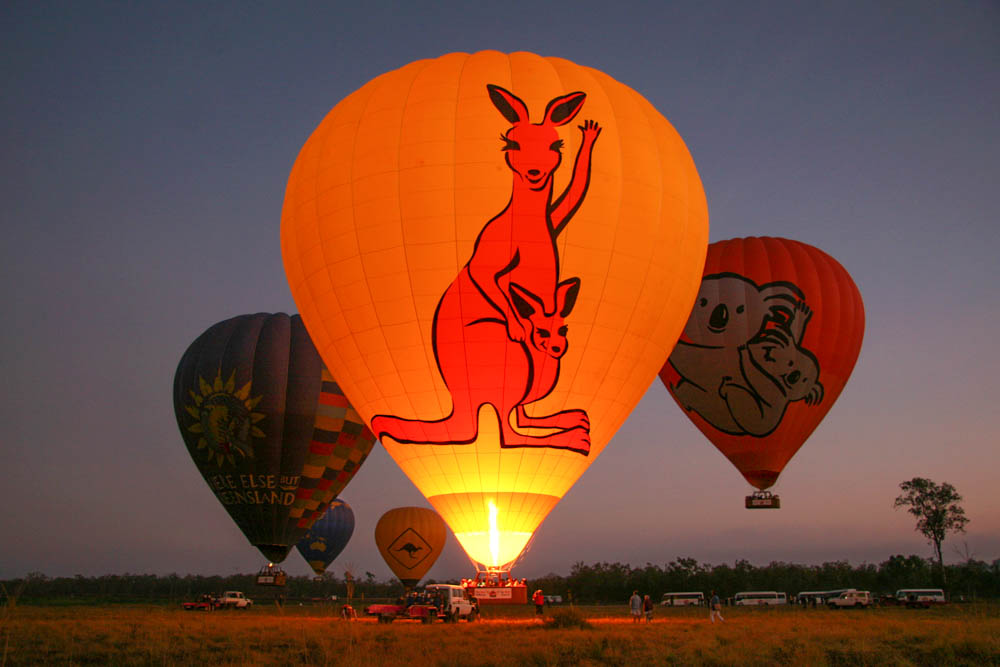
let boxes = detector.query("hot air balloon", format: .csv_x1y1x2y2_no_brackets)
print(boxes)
659,237,864,506
281,51,708,572
296,499,355,576
375,507,447,589
173,313,376,561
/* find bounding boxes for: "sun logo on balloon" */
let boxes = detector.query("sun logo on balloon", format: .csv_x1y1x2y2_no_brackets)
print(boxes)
183,371,265,467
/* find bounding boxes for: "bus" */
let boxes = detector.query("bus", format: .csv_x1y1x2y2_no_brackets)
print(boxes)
660,592,705,607
734,591,787,606
795,591,828,607
895,588,945,607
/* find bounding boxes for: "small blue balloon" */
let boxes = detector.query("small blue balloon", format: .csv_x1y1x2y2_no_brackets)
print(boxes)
296,499,355,576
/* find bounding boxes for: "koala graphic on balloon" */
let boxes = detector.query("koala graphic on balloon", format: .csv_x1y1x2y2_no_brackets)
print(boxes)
667,273,824,437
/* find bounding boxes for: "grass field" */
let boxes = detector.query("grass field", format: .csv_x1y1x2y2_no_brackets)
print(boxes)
2,601,998,666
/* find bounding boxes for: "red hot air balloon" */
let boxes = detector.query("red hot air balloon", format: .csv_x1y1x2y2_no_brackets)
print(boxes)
659,237,864,505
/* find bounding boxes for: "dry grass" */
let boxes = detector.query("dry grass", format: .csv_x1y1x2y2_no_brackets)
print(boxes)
1,602,997,666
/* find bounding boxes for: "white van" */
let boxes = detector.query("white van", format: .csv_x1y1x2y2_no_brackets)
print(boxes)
895,588,945,607
734,591,787,606
660,592,705,607
827,589,873,608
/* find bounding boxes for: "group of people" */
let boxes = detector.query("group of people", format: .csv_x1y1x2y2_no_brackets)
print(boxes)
460,576,527,588
628,591,655,623
629,590,725,624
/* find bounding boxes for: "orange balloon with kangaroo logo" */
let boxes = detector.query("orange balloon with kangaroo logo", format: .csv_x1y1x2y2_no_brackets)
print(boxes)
281,51,708,569
375,507,448,589
659,237,865,500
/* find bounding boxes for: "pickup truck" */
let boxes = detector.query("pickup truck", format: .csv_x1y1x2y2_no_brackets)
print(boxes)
217,591,253,609
365,584,479,623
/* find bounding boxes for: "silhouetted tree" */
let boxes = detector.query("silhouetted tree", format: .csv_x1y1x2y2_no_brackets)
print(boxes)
894,477,969,584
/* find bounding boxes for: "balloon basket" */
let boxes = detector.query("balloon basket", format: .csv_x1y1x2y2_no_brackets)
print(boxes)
462,568,528,605
745,491,780,509
255,564,288,586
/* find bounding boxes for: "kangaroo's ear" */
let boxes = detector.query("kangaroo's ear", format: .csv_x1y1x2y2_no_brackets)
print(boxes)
509,282,540,319
543,91,586,127
488,84,529,125
556,277,582,318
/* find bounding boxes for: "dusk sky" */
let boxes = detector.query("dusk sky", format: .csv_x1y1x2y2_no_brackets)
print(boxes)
2,1,997,582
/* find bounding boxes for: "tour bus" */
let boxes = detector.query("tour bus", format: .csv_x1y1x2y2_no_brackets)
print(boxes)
734,591,787,606
660,592,705,607
795,591,828,607
895,588,945,607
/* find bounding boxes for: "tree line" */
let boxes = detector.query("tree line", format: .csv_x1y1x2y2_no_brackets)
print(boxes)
530,555,1000,604
3,554,998,605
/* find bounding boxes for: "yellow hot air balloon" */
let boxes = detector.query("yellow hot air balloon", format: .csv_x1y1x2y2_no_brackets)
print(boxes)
375,507,448,588
281,51,708,571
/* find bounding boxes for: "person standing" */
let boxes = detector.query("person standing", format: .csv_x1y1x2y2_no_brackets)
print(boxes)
642,594,654,623
629,590,642,623
710,590,725,623
533,589,545,616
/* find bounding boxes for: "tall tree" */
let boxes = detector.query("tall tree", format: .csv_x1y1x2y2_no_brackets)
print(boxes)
894,477,969,584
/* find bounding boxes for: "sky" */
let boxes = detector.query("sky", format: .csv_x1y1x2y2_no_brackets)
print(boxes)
2,1,997,582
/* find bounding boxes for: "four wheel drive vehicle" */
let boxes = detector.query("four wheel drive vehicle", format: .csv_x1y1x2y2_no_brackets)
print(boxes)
827,589,873,608
365,584,479,623
217,591,253,609
182,594,219,611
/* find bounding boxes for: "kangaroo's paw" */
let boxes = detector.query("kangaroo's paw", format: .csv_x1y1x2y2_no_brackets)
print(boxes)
500,426,591,456
518,408,589,431
552,427,591,456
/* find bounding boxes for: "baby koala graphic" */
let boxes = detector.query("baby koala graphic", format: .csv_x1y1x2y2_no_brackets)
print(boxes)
668,273,824,437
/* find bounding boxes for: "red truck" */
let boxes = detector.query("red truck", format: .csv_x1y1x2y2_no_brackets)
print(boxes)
182,594,219,611
365,584,479,623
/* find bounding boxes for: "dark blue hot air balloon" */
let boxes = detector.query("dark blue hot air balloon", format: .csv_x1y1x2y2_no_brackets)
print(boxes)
173,313,375,563
296,499,355,576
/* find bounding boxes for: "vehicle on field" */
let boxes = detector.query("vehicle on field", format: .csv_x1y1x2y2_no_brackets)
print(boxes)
543,595,563,604
365,584,479,623
217,591,253,609
895,588,945,608
182,593,219,611
734,591,787,606
827,589,873,608
661,592,705,607
795,591,827,607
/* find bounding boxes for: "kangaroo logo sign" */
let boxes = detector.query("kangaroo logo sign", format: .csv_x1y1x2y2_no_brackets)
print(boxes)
281,51,709,569
371,85,599,455
387,528,433,570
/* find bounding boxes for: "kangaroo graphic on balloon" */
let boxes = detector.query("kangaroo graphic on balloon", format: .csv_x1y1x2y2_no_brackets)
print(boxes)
668,273,824,437
371,85,601,455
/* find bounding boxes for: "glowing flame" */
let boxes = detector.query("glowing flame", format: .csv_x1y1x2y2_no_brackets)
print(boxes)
447,494,536,569
488,499,500,567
